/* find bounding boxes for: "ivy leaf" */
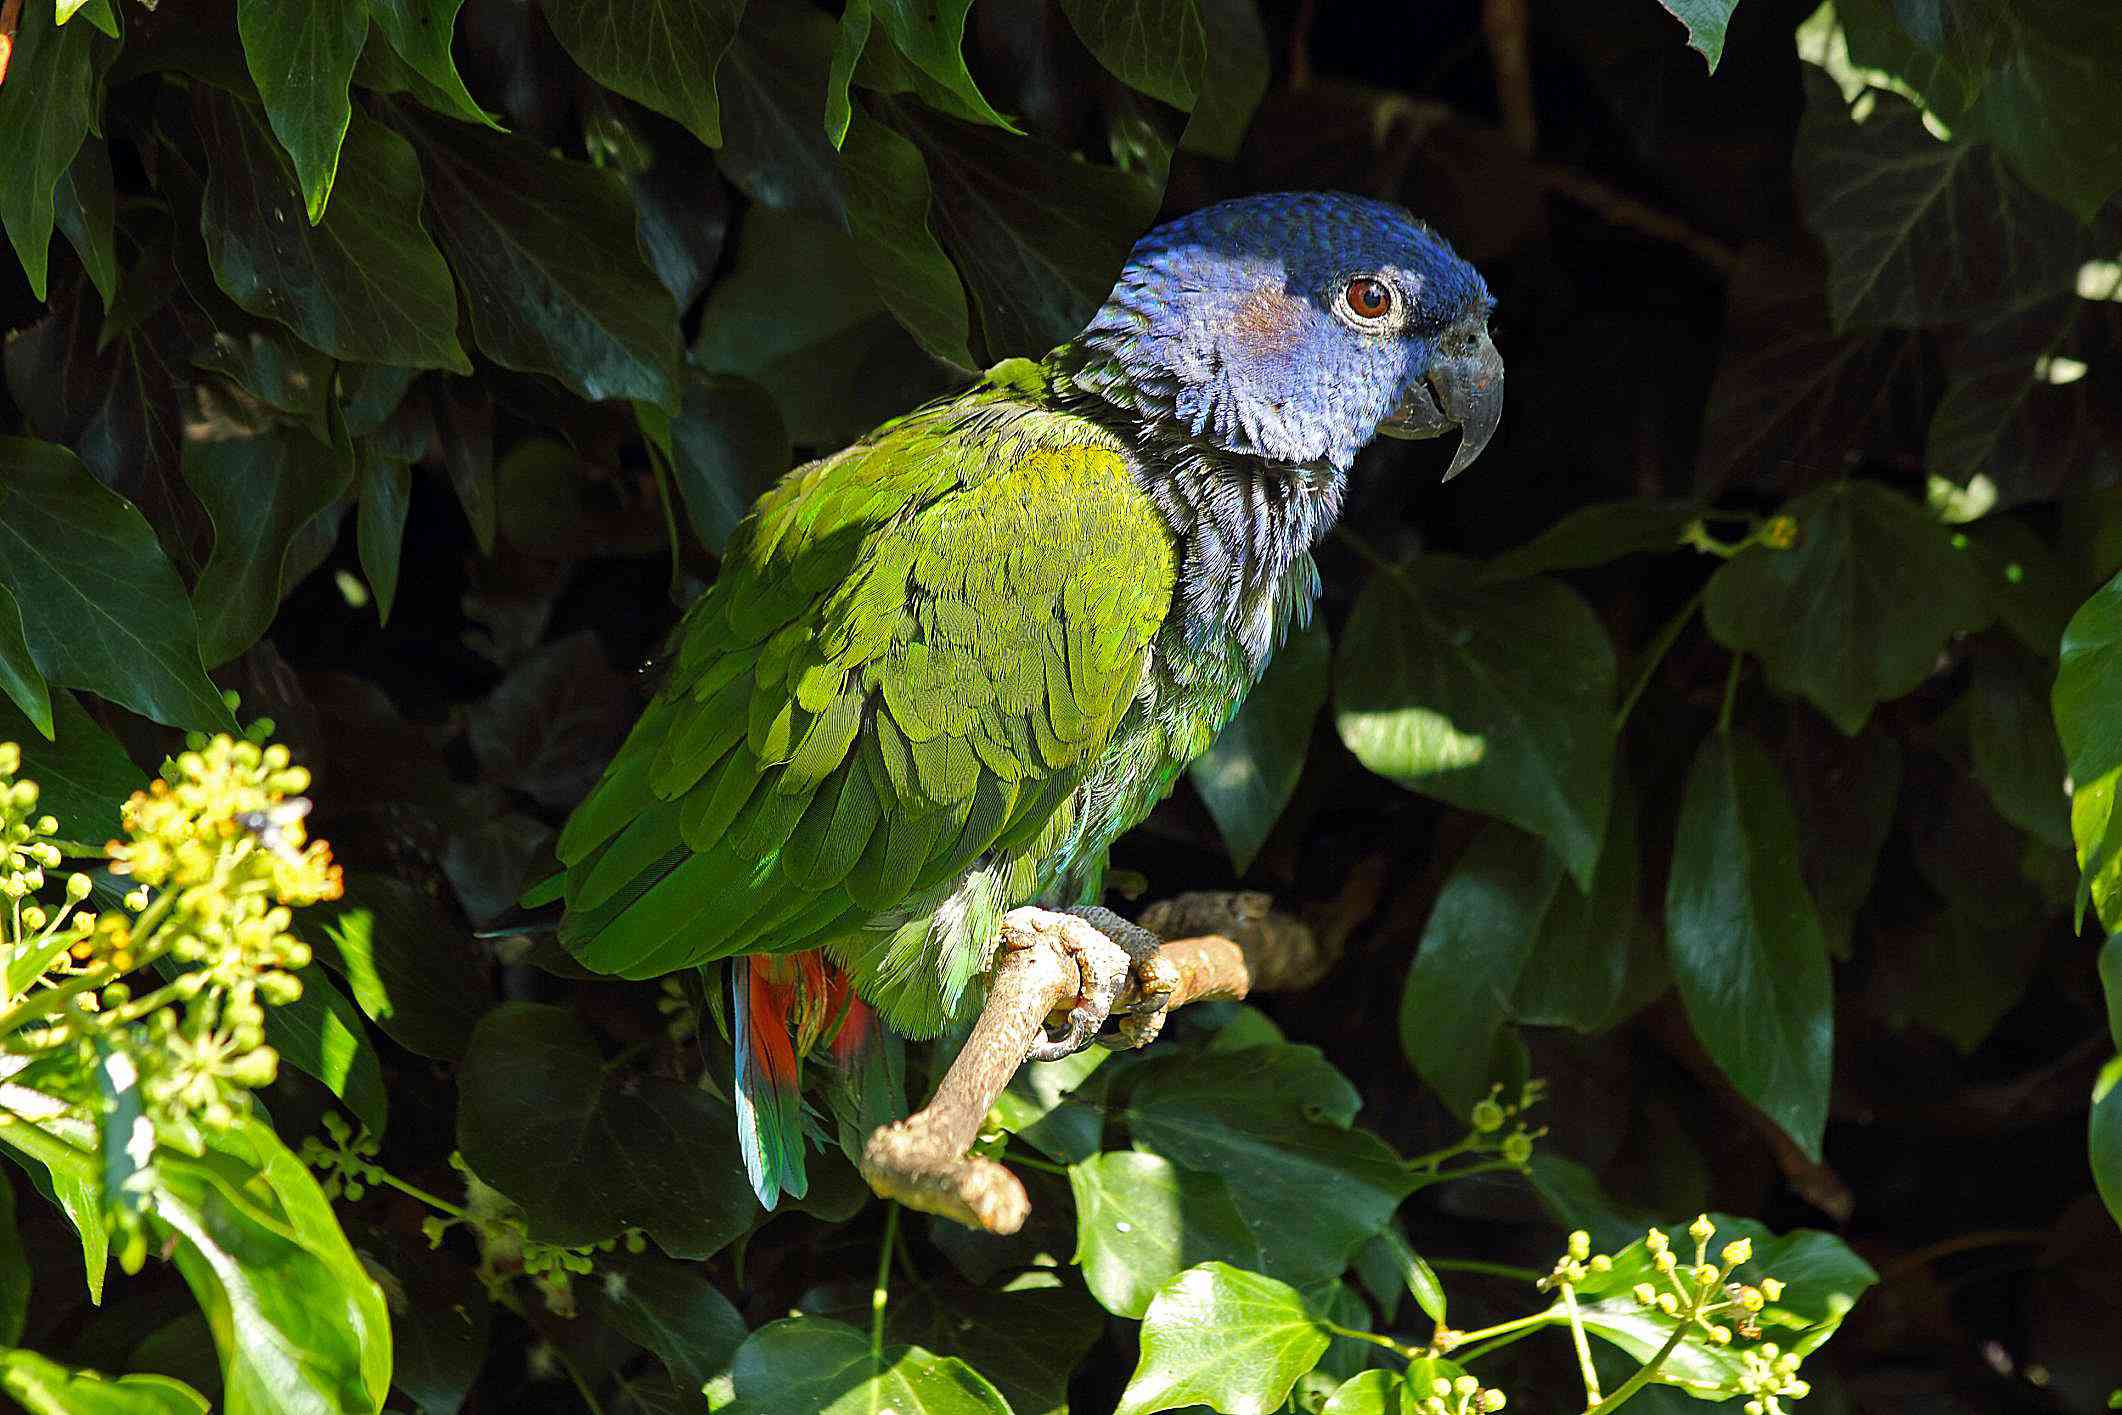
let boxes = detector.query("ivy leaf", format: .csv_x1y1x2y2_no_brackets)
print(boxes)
1482,500,1704,581
1058,0,1208,110
260,967,389,1136
1514,780,1663,1034
0,1352,207,1415
2055,570,2122,807
1795,67,2085,331
1189,619,1328,873
0,440,234,733
464,630,634,810
725,1316,1012,1414
1665,731,1834,1159
356,451,412,625
151,1119,393,1415
543,0,746,147
1177,0,1269,158
1355,1226,1447,1329
582,1252,747,1406
883,1275,1104,1415
1115,1263,1329,1415
1695,244,1929,497
2095,1055,2122,1230
1703,481,1993,735
183,427,355,668
235,0,368,223
1069,1150,1260,1318
0,585,52,741
717,3,847,219
195,92,470,373
1321,1369,1430,1414
1657,0,1739,71
869,0,1017,133
310,872,490,1062
2074,768,2122,935
400,109,681,405
345,1217,490,1415
456,1003,758,1256
658,374,792,556
988,1045,1108,1163
367,0,498,127
0,690,140,843
54,139,118,310
825,0,871,148
0,0,110,300
1960,2,2122,222
1401,824,1553,1115
1971,653,2072,849
1335,557,1616,889
840,110,976,369
888,101,1161,361
1127,1045,1416,1285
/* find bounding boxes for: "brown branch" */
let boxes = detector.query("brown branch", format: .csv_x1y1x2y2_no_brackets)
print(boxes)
1533,164,1742,275
860,895,1322,1233
1482,0,1537,155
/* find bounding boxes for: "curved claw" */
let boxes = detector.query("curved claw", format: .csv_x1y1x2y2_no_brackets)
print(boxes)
1027,1006,1101,1062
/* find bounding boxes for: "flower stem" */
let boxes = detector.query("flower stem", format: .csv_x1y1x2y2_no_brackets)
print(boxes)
1562,1283,1602,1404
871,1202,899,1360
1320,1319,1424,1361
1613,588,1703,733
1584,1320,1690,1413
1429,1258,1545,1282
1445,1309,1556,1349
376,1169,468,1220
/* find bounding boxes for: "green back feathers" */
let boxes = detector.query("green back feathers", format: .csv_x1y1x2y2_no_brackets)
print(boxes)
557,373,1177,1034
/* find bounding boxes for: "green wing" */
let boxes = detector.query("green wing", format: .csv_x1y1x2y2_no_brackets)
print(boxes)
556,385,1176,1033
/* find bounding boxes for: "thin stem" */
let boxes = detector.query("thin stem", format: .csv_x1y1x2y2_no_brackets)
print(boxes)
376,1169,469,1220
0,966,116,1038
556,1348,607,1415
1407,1135,1479,1172
48,841,111,861
1441,1158,1532,1181
0,1113,98,1183
1717,651,1744,734
1877,1228,2049,1283
1450,1323,1547,1365
1429,1258,1544,1283
871,1202,900,1360
1005,1150,1066,1176
642,439,685,603
1332,526,1416,587
1320,1320,1423,1361
1613,588,1703,733
1584,1320,1690,1414
1562,1284,1602,1404
1445,1309,1555,1350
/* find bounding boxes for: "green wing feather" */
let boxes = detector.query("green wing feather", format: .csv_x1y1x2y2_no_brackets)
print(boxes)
557,374,1176,1034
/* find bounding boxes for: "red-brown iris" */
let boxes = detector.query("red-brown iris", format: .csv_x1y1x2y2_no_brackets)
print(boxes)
1344,276,1393,320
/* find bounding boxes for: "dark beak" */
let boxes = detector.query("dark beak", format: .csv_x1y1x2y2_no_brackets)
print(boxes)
1378,323,1504,481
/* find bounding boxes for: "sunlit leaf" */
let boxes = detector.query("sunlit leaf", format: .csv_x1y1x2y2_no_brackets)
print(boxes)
235,0,367,223
2095,1054,2122,1230
724,1316,1011,1414
1069,1150,1260,1318
0,1351,207,1415
311,872,490,1062
1115,1263,1329,1415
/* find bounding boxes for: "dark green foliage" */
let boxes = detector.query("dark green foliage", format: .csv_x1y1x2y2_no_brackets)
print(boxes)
1,0,2120,1411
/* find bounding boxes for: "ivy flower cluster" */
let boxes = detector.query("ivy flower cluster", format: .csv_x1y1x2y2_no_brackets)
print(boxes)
1420,1373,1507,1414
1628,1216,1788,1349
0,731,338,1153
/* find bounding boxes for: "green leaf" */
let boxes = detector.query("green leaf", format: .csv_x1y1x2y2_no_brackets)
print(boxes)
1482,501,1704,581
1127,1044,1417,1285
0,440,235,733
399,109,681,405
1703,481,1993,734
1657,0,1739,71
0,0,110,299
2095,1055,2122,1230
1400,824,1552,1115
1335,557,1616,889
725,1316,1012,1414
311,872,489,1062
1116,1262,1330,1415
1970,653,2072,848
1322,1369,1427,1415
264,968,389,1137
236,0,368,223
2074,768,2122,934
1355,1225,1446,1329
884,1274,1103,1415
825,0,872,147
1058,0,1208,109
660,373,791,556
0,1351,208,1415
840,111,976,369
54,139,118,311
355,451,412,625
0,689,139,843
989,1045,1108,1163
1795,66,2086,331
366,0,496,125
184,427,356,667
1189,619,1328,873
1665,731,1834,1159
1572,1218,1877,1394
2057,571,2122,806
1515,779,1664,1032
717,3,848,218
1177,0,1269,158
1069,1150,1260,1318
196,93,470,373
2103,935,2122,1051
0,1177,25,1346
345,1217,489,1415
151,1118,392,1415
888,101,1162,360
456,1003,758,1256
583,1252,746,1405
544,0,746,147
1960,3,2122,222
0,584,53,741
869,0,1016,132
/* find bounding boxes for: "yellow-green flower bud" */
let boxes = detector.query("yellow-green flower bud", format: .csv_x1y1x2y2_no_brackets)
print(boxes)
1589,1254,1612,1273
1633,1283,1658,1307
1453,1376,1479,1398
1645,1228,1669,1255
1567,1230,1591,1261
1499,1131,1533,1164
1737,1287,1765,1312
1759,1278,1784,1302
1688,1214,1716,1245
1656,1293,1679,1316
1721,1237,1753,1267
1478,1392,1506,1412
1432,1379,1454,1399
1471,1098,1507,1132
1709,1325,1732,1345
1654,1250,1677,1273
65,872,91,900
1694,1263,1721,1288
19,906,45,932
0,743,18,775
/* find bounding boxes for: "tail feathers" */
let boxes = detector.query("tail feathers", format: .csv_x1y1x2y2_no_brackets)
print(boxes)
733,957,809,1209
822,987,906,1169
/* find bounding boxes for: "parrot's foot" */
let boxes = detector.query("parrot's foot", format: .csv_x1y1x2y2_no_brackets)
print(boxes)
1007,905,1178,1062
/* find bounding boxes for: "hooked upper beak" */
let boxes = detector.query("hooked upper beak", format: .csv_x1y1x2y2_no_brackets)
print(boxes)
1378,322,1504,481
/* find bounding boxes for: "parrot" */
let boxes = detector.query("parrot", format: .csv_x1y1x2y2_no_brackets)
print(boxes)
554,191,1503,1208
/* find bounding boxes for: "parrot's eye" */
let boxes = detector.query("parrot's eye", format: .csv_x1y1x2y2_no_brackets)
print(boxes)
1339,276,1395,324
